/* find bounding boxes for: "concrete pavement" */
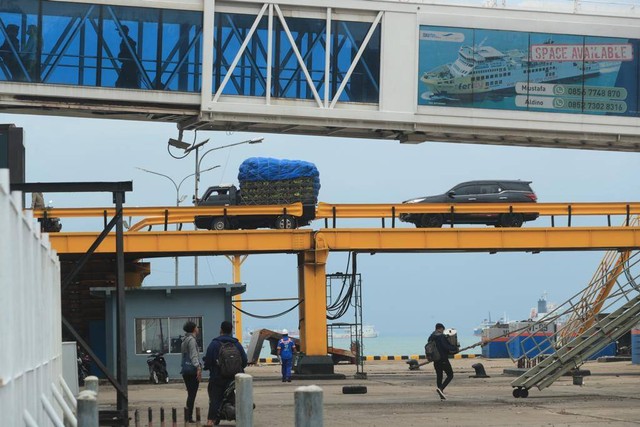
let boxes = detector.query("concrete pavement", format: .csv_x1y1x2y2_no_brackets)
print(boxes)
97,358,640,426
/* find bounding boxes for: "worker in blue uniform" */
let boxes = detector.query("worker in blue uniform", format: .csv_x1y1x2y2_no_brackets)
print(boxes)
277,329,296,382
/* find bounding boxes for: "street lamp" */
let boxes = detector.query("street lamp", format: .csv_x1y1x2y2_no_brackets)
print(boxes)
135,165,220,286
167,134,264,286
188,137,264,203
136,166,219,206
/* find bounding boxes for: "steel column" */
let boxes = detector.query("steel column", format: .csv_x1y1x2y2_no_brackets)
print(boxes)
298,247,328,356
114,190,128,421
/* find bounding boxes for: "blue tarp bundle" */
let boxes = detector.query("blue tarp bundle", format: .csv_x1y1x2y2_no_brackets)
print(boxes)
237,157,320,204
238,157,320,182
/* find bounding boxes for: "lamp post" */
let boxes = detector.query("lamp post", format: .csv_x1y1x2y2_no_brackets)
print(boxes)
180,136,264,285
136,165,220,286
187,137,264,203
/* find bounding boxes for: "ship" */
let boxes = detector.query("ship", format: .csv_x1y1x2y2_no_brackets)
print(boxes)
331,325,379,339
473,313,511,337
421,41,621,97
473,317,493,337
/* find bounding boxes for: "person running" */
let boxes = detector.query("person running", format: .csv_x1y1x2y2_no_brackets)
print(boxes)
277,329,296,382
428,323,458,400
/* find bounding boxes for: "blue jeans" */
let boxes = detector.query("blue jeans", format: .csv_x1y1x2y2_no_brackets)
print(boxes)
182,373,199,421
281,358,293,380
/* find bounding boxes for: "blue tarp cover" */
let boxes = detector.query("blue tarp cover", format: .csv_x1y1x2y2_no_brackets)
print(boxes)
238,157,320,182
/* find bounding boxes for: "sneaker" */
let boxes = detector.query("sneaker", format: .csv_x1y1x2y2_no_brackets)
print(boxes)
436,388,447,400
287,378,291,382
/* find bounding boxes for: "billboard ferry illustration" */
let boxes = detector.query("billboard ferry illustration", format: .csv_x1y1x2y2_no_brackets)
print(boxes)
421,41,623,99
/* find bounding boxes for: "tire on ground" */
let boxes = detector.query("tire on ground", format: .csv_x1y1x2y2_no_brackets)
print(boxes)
342,385,367,394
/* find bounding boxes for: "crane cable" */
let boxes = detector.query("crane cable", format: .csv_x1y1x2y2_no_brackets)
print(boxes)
232,300,303,319
327,252,357,320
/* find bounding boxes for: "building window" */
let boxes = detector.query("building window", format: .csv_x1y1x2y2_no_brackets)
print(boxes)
135,316,204,355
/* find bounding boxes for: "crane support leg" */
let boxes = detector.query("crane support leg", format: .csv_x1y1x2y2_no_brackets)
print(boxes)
295,246,336,376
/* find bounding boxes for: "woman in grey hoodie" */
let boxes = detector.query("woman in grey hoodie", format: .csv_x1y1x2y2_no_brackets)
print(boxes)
181,321,202,422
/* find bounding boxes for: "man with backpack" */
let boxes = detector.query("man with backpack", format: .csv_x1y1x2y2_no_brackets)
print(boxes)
203,320,248,425
427,323,458,400
277,329,296,382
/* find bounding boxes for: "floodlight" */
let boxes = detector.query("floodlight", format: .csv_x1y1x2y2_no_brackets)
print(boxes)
168,138,191,150
184,138,210,154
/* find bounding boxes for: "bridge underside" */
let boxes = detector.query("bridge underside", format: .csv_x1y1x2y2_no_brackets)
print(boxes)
1,0,639,151
2,95,638,151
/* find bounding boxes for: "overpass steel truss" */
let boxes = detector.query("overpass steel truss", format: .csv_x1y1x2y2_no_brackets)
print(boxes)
48,225,640,359
1,1,639,150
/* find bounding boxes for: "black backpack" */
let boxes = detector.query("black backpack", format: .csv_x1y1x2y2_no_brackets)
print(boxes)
217,341,243,378
425,339,441,362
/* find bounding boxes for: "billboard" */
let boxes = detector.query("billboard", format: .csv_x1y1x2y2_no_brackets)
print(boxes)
418,26,640,117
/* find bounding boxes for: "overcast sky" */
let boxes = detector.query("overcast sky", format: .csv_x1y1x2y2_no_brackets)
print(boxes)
4,113,639,340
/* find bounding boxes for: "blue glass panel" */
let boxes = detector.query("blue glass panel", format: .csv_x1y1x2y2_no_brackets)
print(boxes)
161,9,203,92
0,0,39,82
212,12,380,103
213,12,269,97
40,2,102,86
0,1,202,92
331,20,380,103
273,16,326,100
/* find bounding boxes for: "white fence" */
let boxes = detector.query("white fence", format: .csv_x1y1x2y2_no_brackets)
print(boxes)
0,169,63,426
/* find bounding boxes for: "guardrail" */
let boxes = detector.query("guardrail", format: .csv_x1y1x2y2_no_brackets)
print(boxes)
30,202,640,231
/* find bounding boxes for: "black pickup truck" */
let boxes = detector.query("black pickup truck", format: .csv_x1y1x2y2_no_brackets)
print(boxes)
194,184,316,230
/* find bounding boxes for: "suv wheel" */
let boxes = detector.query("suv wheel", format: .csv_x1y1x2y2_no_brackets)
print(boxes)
275,215,296,230
499,213,524,228
420,214,443,228
211,217,229,230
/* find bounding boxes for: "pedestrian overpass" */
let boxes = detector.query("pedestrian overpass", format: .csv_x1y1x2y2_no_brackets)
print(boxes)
1,0,640,150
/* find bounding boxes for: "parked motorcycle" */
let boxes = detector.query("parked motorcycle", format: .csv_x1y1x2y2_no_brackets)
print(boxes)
77,347,91,386
214,380,236,425
146,350,169,384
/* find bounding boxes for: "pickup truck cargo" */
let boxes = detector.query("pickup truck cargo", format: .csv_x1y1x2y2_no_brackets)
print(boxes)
194,157,320,230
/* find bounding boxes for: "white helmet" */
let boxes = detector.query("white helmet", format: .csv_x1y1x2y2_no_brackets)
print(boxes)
282,329,289,335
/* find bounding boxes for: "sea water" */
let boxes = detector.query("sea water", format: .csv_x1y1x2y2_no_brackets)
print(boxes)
254,335,480,358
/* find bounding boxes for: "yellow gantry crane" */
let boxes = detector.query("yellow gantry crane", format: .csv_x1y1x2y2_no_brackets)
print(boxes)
34,202,640,358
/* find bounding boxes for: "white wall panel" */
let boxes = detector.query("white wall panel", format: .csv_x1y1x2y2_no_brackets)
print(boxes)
380,11,418,113
0,169,62,427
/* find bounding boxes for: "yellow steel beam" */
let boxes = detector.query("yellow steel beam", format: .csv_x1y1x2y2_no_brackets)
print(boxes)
48,226,640,256
314,227,640,252
229,254,249,343
298,247,329,356
128,216,194,232
49,230,314,256
316,202,640,218
31,203,304,218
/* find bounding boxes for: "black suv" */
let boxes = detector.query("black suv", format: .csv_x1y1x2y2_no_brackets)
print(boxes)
400,180,538,228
